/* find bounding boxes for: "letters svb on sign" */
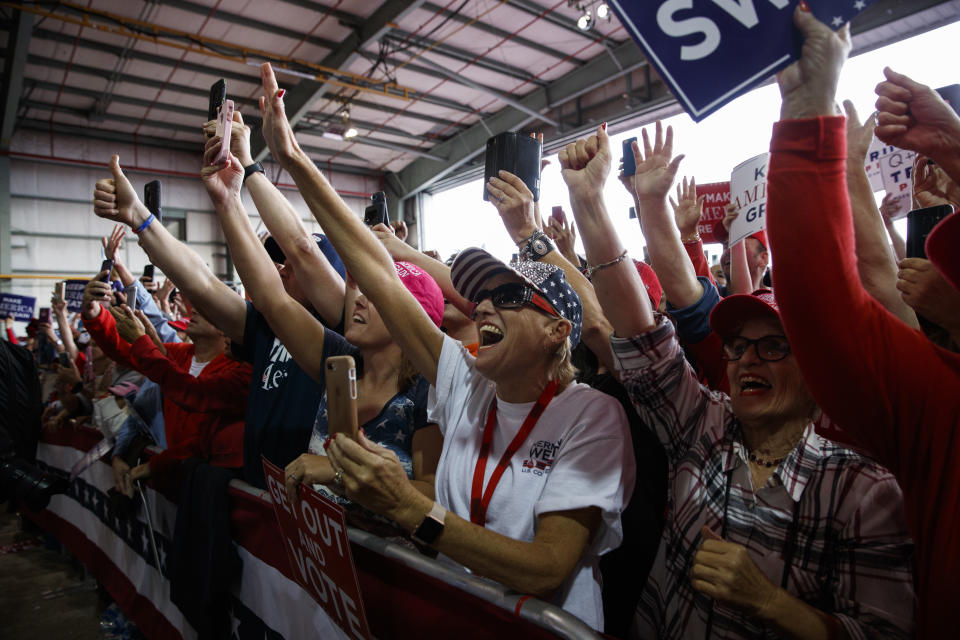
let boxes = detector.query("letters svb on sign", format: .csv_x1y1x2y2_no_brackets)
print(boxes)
608,0,877,121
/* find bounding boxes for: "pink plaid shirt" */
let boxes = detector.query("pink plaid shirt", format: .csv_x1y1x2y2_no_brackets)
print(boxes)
612,316,915,639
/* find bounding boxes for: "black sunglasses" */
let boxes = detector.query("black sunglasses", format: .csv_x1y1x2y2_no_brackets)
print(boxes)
473,282,559,318
721,335,791,362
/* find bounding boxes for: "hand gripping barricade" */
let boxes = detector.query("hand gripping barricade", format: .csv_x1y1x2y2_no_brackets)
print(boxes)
27,422,602,640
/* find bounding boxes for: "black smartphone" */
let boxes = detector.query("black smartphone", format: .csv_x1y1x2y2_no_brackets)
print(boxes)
622,137,638,177
907,205,953,259
125,285,138,312
144,180,162,223
483,132,541,202
208,79,226,122
629,206,637,220
38,307,50,324
100,259,114,283
58,352,71,368
143,264,155,280
364,191,389,227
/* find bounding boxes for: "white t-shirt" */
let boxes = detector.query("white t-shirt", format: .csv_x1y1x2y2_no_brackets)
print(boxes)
428,334,635,630
189,357,209,377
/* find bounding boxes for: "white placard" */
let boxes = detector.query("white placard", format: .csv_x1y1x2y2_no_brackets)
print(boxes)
728,152,769,247
879,148,916,219
865,136,897,193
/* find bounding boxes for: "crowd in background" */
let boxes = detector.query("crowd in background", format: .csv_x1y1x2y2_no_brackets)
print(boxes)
4,7,960,639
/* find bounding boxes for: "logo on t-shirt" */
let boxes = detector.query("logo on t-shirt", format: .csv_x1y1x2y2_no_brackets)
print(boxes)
261,337,292,391
522,439,562,476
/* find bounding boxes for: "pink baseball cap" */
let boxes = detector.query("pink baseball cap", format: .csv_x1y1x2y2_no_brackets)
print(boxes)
709,288,780,340
394,261,444,328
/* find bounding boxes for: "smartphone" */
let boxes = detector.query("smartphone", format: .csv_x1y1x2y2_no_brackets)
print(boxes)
212,99,235,166
144,181,162,223
143,264,155,280
629,206,637,220
482,132,541,202
125,285,138,312
55,281,66,302
58,352,71,368
100,259,114,283
364,191,389,227
906,205,953,259
551,206,565,225
621,137,638,177
325,355,359,439
208,79,226,122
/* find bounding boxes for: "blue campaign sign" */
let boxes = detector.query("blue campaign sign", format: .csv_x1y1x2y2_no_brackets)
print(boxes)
609,0,876,121
0,293,37,321
64,279,89,313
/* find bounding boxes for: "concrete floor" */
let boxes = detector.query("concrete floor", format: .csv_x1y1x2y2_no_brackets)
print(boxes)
0,506,103,640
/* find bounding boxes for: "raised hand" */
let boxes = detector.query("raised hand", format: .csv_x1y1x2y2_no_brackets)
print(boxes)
390,219,409,243
101,223,127,262
201,133,245,207
897,258,960,332
82,273,113,318
558,124,611,198
258,63,302,167
545,210,579,265
93,156,148,227
631,121,684,203
486,170,539,243
843,100,878,163
669,176,704,240
875,68,960,161
110,305,146,343
203,109,254,167
777,6,850,120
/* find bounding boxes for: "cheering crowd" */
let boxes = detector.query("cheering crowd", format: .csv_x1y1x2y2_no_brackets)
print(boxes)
4,7,960,638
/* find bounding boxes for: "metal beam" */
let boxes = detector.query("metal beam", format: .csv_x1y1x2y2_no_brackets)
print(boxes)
318,97,470,129
1,9,32,146
384,30,547,86
415,55,558,127
505,0,621,46
251,0,429,161
393,39,647,198
420,1,581,63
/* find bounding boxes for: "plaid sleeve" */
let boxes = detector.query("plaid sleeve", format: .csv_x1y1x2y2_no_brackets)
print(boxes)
831,467,915,640
611,314,722,465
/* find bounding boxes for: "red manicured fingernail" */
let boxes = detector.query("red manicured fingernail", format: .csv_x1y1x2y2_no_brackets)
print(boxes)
602,122,607,131
277,89,286,99
323,437,331,450
798,0,810,11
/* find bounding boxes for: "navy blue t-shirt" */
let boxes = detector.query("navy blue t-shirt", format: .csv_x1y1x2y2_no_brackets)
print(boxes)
234,302,353,488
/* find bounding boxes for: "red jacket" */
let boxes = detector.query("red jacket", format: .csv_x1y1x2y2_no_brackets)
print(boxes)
84,306,251,474
767,116,959,637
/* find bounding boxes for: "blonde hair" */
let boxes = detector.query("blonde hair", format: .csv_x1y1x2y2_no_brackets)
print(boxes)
396,351,420,393
546,336,577,387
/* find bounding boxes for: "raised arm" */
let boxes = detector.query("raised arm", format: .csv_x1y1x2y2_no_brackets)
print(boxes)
878,194,907,262
52,298,78,362
207,112,345,328
257,63,442,385
200,136,329,381
633,123,703,309
559,126,657,338
842,100,919,328
102,224,136,288
92,157,247,344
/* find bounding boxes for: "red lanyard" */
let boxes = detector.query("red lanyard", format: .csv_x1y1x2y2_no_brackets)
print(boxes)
470,380,560,526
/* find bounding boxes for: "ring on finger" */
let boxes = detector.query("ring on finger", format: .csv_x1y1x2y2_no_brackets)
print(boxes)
334,468,344,486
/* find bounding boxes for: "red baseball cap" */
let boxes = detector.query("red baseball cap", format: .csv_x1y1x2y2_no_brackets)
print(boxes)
168,318,189,332
748,231,768,249
709,288,780,340
394,261,444,328
926,211,960,292
633,259,663,310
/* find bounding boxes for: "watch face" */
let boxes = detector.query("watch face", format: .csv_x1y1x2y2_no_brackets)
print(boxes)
532,238,549,256
413,516,444,545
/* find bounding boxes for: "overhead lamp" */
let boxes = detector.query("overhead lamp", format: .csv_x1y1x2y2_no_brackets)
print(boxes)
339,106,359,140
343,126,358,139
577,9,593,31
596,2,610,19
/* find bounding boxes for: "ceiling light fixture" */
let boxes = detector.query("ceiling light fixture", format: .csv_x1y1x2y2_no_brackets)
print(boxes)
340,107,359,140
596,3,610,20
577,9,593,31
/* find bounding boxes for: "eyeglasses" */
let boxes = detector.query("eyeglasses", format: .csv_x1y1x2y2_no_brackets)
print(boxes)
473,283,559,318
721,335,791,362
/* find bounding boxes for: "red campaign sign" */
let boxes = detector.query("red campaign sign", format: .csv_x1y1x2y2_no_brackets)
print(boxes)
695,181,731,245
262,457,371,640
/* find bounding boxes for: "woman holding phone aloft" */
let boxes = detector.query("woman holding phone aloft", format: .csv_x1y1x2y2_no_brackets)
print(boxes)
254,62,634,629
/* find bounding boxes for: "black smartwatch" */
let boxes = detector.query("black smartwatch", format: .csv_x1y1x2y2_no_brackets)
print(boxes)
243,161,265,184
411,502,447,546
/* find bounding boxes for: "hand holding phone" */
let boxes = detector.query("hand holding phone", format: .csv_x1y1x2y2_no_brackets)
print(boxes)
325,356,359,440
364,192,389,227
100,259,114,283
144,181,162,223
212,99,235,167
55,281,66,302
551,206,566,225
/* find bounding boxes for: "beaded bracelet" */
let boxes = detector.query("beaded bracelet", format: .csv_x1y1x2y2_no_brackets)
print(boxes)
584,249,628,278
134,213,155,235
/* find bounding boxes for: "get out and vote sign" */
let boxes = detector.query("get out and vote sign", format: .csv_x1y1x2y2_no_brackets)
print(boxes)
608,0,877,121
728,152,769,247
262,458,370,640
